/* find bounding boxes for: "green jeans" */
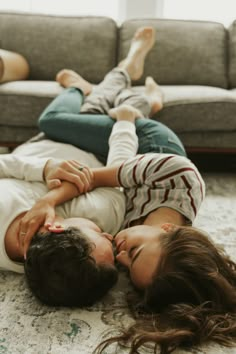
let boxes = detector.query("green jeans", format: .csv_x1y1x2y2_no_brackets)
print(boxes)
38,88,186,163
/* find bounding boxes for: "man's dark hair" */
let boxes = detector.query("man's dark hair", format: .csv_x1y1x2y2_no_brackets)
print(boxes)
24,227,118,307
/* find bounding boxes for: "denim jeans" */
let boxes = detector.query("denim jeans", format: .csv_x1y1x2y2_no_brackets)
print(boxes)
39,87,186,164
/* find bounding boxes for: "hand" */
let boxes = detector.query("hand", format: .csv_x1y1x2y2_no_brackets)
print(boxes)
44,159,94,193
18,199,56,259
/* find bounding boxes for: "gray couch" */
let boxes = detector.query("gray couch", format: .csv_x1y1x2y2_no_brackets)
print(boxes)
1,11,236,155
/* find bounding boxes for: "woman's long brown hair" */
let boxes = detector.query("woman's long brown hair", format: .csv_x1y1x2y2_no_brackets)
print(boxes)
94,227,236,354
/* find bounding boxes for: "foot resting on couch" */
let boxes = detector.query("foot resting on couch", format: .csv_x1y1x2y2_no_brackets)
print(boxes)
56,69,93,95
145,76,164,116
118,26,156,81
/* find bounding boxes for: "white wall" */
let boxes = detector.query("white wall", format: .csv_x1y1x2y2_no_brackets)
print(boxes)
0,0,234,26
163,0,235,26
119,0,160,23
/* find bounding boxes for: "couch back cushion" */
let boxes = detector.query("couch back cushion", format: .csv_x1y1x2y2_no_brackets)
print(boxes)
118,19,228,88
0,12,117,83
229,20,236,88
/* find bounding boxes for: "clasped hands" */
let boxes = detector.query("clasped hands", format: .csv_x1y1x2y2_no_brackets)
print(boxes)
43,159,94,192
18,159,94,258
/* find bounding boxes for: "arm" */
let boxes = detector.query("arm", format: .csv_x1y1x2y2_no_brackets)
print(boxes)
19,162,93,257
91,165,120,188
106,120,138,166
0,155,48,181
19,180,80,258
90,155,158,189
92,154,163,189
43,119,139,189
0,154,92,194
43,156,145,191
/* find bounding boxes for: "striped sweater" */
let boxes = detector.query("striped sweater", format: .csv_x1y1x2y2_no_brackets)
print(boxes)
118,153,205,227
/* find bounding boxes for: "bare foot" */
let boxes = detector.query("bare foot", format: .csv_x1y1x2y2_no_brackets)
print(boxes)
119,27,155,81
56,69,93,96
145,76,163,116
109,104,143,123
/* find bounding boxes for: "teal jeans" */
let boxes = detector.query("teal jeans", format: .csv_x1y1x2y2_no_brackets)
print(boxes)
38,88,186,163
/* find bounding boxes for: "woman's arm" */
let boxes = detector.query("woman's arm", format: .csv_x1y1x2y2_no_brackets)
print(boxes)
91,165,121,188
44,160,121,190
43,159,92,192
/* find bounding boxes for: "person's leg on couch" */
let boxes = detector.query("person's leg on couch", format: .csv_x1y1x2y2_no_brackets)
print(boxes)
0,49,29,83
39,27,155,158
39,26,185,160
55,26,156,116
39,85,185,162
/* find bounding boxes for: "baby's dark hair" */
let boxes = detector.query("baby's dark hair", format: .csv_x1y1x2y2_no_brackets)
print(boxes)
24,227,118,307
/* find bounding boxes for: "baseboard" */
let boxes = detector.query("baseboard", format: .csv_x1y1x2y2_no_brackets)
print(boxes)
187,151,236,172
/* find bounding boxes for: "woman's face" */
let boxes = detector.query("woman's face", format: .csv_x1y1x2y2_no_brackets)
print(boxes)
115,225,164,289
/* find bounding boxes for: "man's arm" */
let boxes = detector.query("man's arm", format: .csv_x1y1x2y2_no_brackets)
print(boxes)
19,180,81,258
0,155,48,181
18,161,93,257
0,154,93,194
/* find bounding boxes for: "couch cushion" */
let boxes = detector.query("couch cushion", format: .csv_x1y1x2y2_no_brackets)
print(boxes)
131,85,236,148
229,20,236,88
0,12,117,83
118,19,228,88
178,131,236,149
0,81,236,148
1,82,236,148
0,126,40,145
157,85,236,132
0,81,62,143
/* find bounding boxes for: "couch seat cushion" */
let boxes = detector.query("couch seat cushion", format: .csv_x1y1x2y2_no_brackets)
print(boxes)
134,85,236,133
1,82,236,149
0,81,62,127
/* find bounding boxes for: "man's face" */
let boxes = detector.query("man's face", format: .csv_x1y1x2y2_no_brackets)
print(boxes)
114,225,164,289
80,227,115,265
52,217,115,265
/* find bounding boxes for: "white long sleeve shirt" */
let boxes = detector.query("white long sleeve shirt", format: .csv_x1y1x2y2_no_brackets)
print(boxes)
0,121,138,273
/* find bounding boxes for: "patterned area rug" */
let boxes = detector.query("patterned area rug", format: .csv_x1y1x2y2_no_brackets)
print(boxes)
0,172,235,354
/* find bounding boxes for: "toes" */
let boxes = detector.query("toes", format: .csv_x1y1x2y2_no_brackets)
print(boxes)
56,69,68,81
56,69,78,82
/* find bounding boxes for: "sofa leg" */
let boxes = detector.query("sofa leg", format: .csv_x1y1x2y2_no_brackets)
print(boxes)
0,49,30,83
